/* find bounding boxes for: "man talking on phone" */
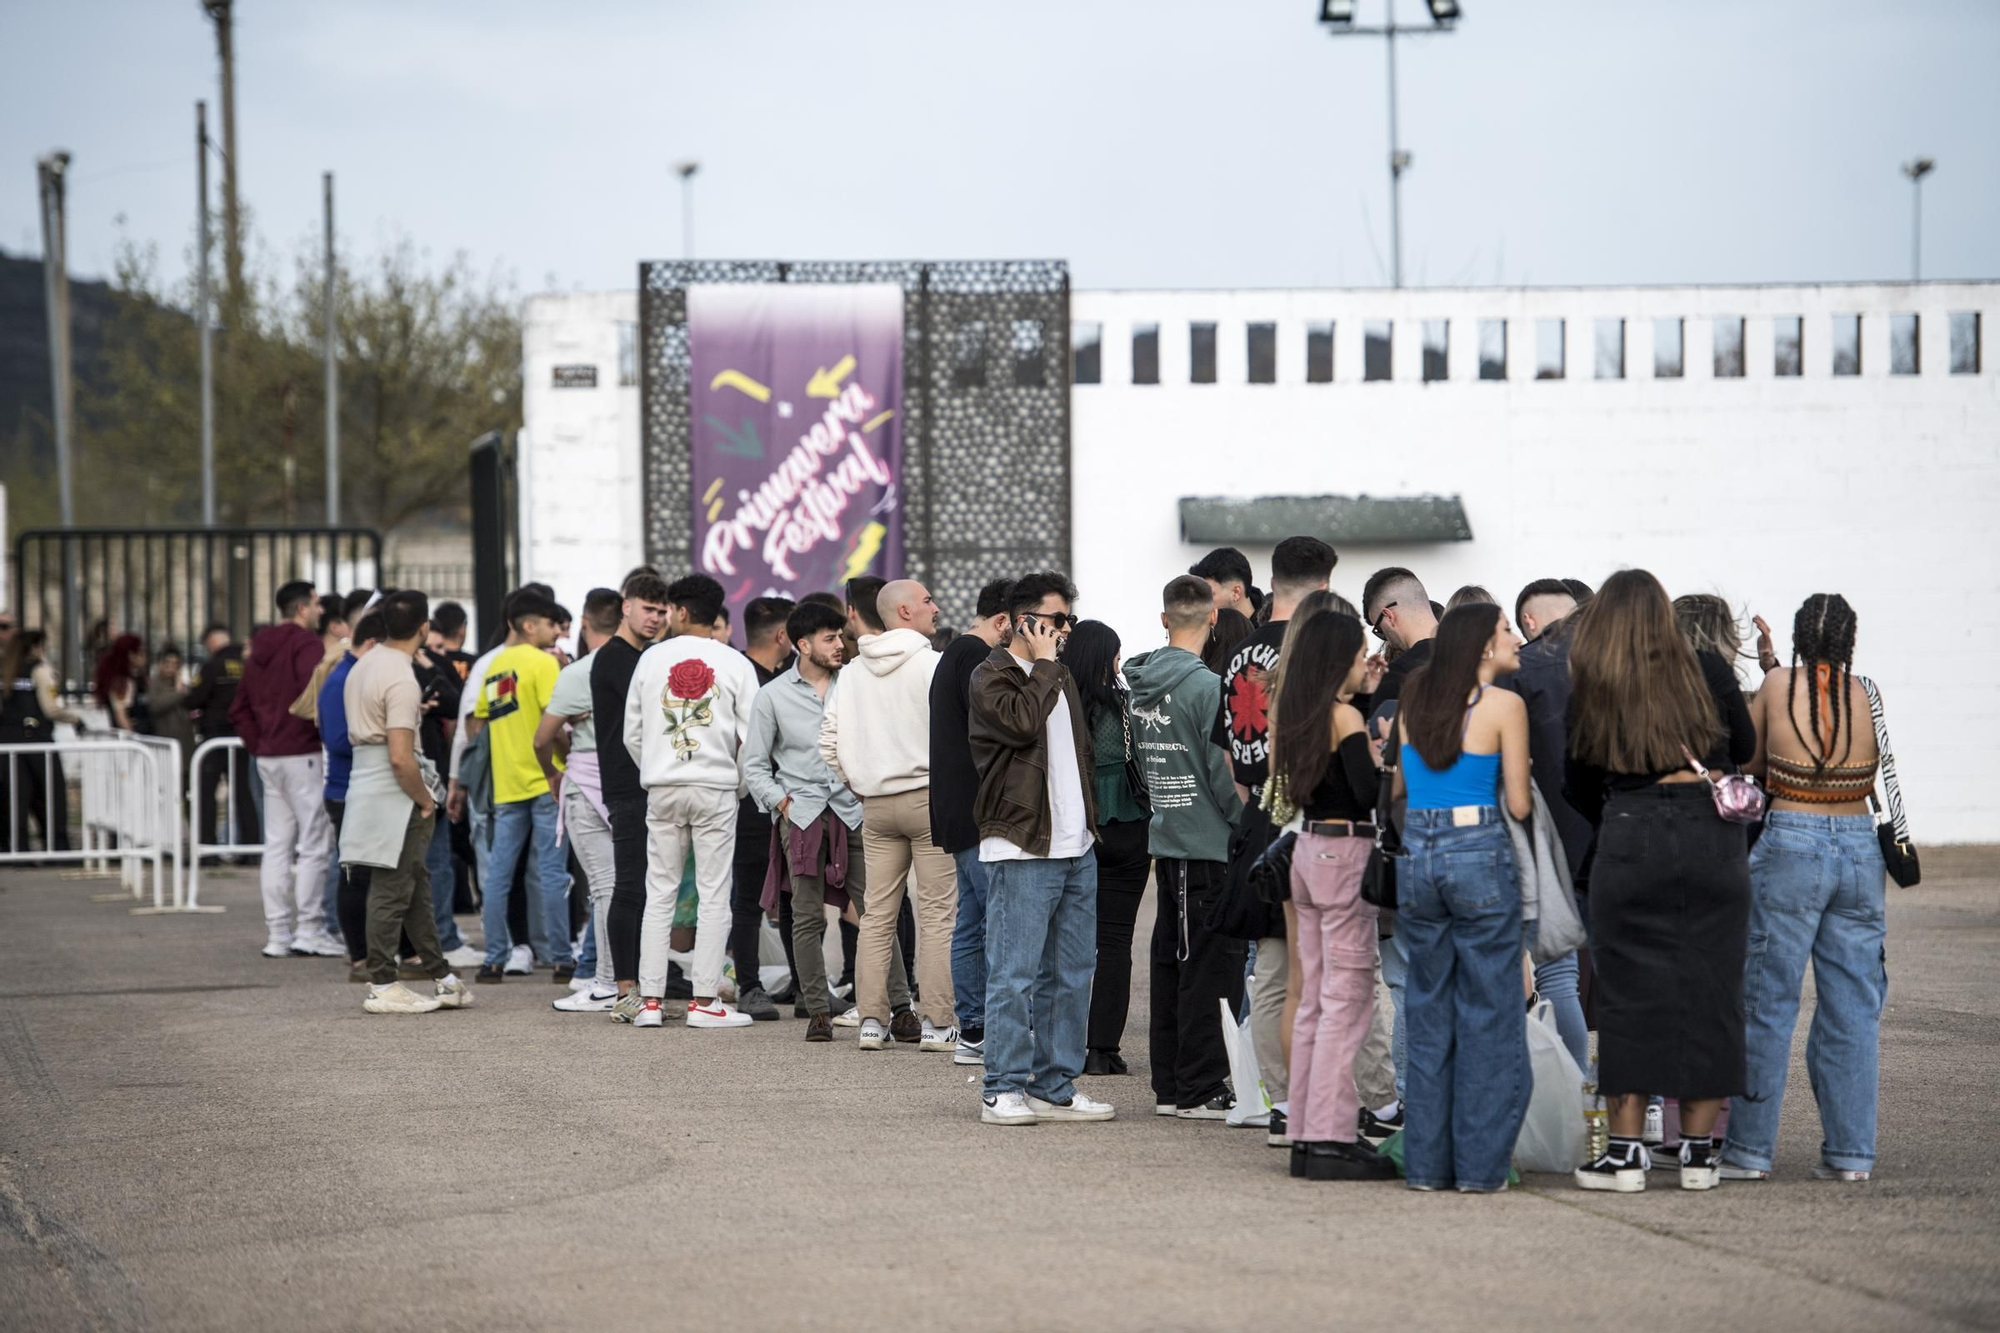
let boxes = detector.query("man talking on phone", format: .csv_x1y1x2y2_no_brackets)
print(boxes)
967,571,1112,1126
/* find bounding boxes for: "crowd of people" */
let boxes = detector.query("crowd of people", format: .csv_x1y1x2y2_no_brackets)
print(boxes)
1,539,1903,1188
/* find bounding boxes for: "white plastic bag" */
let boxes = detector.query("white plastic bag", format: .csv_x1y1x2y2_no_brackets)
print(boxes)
1514,998,1588,1174
1217,993,1270,1129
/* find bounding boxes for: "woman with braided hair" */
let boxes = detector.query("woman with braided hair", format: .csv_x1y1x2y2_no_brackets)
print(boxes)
1720,592,1886,1184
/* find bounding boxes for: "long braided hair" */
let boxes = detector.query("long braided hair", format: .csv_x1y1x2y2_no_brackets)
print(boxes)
1786,593,1858,772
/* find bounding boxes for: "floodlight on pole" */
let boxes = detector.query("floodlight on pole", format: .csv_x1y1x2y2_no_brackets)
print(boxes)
674,159,700,260
1901,156,1934,282
1319,0,1461,289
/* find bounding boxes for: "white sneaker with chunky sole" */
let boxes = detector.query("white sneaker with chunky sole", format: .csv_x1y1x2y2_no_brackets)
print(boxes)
634,999,666,1028
832,1006,861,1028
442,945,484,970
504,945,534,975
553,987,617,1013
981,1092,1038,1126
433,976,475,1010
920,1021,958,1052
363,982,442,1014
1026,1092,1116,1122
857,1018,889,1050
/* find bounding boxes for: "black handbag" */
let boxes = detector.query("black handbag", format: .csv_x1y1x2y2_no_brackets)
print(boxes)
1860,677,1920,887
1209,802,1284,941
1119,702,1151,815
1360,725,1404,910
1248,831,1297,907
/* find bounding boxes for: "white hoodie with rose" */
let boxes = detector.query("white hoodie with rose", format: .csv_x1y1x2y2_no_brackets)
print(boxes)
623,635,762,792
817,628,938,798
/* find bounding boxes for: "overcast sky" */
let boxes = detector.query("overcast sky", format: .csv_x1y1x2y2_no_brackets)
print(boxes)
4,0,1995,296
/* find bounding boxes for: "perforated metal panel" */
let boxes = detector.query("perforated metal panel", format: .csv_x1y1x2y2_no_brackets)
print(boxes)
639,260,1070,623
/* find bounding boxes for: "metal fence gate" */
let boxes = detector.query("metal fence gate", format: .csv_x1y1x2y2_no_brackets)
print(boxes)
637,260,1071,623
12,526,383,687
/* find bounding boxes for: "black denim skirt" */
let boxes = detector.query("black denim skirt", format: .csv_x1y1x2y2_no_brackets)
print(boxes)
1590,781,1751,1100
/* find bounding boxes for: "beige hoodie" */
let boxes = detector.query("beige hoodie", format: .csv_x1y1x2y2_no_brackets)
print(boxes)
817,628,938,798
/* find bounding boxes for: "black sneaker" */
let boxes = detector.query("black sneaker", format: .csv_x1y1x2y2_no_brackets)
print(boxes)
475,963,505,984
1266,1109,1289,1147
738,986,780,1022
1175,1084,1235,1120
1305,1139,1397,1182
1358,1106,1403,1143
1083,1049,1129,1077
1679,1137,1720,1192
1574,1150,1647,1193
662,973,694,1001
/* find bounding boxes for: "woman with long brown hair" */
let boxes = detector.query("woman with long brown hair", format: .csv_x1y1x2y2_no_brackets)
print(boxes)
1566,569,1755,1193
1269,607,1391,1181
1393,602,1532,1193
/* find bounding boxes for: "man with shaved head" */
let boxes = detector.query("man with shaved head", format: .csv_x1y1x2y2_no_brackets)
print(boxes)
819,576,959,1053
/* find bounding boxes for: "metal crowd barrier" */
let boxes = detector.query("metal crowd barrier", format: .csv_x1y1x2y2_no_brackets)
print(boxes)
187,735,259,911
1,738,175,910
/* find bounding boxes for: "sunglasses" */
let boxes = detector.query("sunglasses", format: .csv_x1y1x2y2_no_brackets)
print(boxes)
1022,612,1074,632
1369,601,1398,641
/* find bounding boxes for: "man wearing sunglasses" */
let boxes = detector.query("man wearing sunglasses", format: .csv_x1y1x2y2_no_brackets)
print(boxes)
1360,567,1440,719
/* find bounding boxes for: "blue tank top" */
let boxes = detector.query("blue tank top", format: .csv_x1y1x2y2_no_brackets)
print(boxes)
1400,685,1502,809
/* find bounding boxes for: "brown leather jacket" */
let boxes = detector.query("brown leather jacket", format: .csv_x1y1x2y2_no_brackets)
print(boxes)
967,647,1098,857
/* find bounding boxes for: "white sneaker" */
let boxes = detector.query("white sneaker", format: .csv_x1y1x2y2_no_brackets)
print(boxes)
363,981,443,1014
1643,1102,1664,1145
857,1017,889,1050
1812,1163,1871,1182
442,945,484,969
290,931,346,958
981,1091,1038,1126
634,998,666,1028
554,987,618,1013
920,1020,958,1052
504,945,534,975
262,937,294,958
1718,1163,1771,1182
954,1036,985,1066
1026,1092,1116,1122
567,974,597,992
434,976,475,1010
686,1001,754,1029
832,1006,861,1028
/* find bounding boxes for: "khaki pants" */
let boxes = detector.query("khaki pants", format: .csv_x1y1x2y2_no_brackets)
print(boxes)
787,821,909,1017
857,788,957,1026
367,808,447,986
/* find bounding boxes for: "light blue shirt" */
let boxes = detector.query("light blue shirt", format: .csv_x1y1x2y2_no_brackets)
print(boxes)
744,665,863,831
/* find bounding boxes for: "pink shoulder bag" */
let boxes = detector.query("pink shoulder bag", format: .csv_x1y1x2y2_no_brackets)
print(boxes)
1681,746,1766,825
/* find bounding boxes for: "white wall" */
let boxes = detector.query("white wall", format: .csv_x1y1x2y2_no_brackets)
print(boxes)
1072,282,2000,843
519,292,644,618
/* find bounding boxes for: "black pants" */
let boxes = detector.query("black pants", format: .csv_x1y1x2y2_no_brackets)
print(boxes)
194,742,259,849
606,795,649,984
729,811,772,995
0,741,68,853
1089,817,1152,1053
1149,857,1246,1108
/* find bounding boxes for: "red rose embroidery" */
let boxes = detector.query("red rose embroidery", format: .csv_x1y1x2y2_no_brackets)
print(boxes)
1228,668,1268,742
668,658,716,700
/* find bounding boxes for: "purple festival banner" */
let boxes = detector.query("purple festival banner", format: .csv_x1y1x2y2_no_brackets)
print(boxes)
688,283,905,621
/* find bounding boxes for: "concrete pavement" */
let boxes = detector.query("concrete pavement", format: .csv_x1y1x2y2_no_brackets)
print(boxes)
2,851,1997,1332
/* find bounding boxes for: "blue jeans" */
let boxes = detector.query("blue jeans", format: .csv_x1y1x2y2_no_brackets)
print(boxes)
982,850,1098,1102
482,793,573,968
1533,951,1590,1073
1723,812,1886,1174
320,827,345,940
952,849,990,1032
1398,808,1529,1191
1380,929,1410,1103
425,811,462,951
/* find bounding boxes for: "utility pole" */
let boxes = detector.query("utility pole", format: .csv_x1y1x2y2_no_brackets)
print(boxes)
323,171,339,525
202,1,245,306
675,160,700,259
37,150,80,685
1902,157,1934,282
198,102,216,527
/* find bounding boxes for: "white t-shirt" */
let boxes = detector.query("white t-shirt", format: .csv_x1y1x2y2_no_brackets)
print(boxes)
448,643,504,782
547,651,597,753
980,655,1092,863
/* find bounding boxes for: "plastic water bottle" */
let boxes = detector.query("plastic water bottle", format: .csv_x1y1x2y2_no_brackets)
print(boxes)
1583,1082,1609,1162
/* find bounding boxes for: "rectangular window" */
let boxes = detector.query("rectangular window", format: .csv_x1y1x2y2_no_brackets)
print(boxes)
1071,320,1101,385
1653,318,1683,378
1132,322,1160,386
616,321,638,387
1247,322,1277,385
1478,319,1506,380
1306,321,1335,383
1890,313,1920,375
1189,321,1217,384
1831,314,1860,376
1950,311,1982,374
1364,320,1392,381
950,320,988,389
1535,318,1564,380
1422,320,1449,382
1010,319,1045,388
1713,316,1745,378
1594,318,1625,379
1774,316,1802,377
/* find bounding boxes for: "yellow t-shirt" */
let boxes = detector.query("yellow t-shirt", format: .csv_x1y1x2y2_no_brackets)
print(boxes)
474,643,560,803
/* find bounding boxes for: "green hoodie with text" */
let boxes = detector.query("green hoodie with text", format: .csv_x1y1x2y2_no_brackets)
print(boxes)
1123,646,1243,863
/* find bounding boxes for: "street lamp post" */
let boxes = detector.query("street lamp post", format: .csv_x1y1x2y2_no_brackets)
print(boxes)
1319,0,1461,289
674,160,700,260
1901,157,1934,282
